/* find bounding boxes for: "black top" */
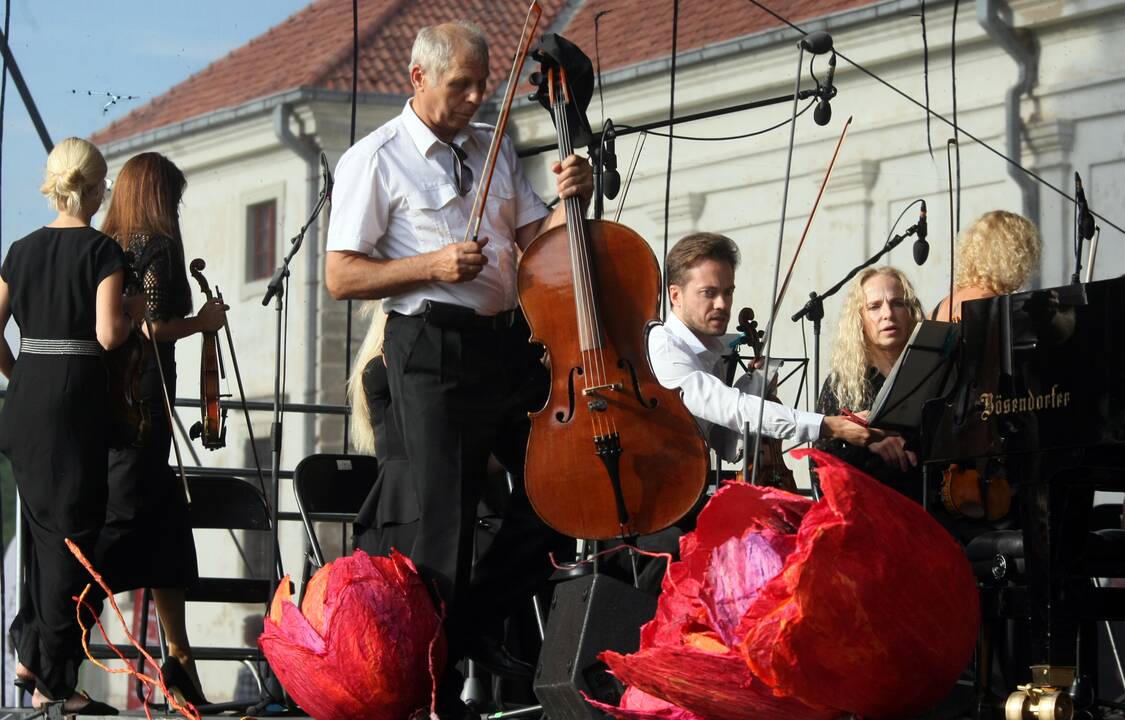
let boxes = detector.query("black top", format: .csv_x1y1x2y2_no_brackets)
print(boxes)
1,226,124,338
815,368,924,503
123,233,192,321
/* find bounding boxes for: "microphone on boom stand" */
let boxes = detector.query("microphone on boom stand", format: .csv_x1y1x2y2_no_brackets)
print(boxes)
814,52,836,127
1073,172,1096,283
602,120,620,200
912,200,929,265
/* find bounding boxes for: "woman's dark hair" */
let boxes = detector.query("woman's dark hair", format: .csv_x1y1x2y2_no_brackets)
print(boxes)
101,152,193,316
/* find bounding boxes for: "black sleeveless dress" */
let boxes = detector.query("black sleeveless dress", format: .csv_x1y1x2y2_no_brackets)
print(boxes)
0,225,124,699
97,233,198,592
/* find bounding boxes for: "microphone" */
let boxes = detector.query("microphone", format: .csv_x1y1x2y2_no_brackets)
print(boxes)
814,53,836,127
602,121,621,200
1075,171,1095,241
912,200,929,265
800,31,834,55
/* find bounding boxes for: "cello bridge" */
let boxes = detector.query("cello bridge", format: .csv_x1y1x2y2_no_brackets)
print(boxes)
581,383,623,395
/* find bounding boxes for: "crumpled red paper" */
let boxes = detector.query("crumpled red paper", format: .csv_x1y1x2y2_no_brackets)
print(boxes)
259,549,444,720
597,450,980,719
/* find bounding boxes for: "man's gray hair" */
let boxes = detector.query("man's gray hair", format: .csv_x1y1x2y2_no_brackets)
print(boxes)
410,21,489,80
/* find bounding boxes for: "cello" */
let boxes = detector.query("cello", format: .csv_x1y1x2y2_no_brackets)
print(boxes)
518,48,708,540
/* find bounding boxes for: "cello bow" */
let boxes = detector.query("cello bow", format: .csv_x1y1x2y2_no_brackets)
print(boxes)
771,115,853,318
464,0,542,244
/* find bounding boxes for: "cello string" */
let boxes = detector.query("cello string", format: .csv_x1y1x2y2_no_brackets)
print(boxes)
553,82,605,438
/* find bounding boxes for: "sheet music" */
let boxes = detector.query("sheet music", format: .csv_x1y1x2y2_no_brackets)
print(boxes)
868,320,959,431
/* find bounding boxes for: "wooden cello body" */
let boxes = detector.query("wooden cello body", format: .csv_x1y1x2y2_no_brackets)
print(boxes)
520,220,708,540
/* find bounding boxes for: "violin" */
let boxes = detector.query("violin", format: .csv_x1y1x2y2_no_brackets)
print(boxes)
187,258,227,450
730,307,798,492
940,463,1010,520
517,46,708,540
105,252,149,449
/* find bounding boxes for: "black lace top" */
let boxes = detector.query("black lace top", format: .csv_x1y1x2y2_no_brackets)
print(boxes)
814,368,924,503
123,233,192,321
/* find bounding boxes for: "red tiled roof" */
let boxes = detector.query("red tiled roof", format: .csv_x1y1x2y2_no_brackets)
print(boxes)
94,0,879,147
557,0,880,76
93,0,569,146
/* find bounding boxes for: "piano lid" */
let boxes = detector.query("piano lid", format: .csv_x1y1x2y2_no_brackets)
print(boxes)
921,277,1125,465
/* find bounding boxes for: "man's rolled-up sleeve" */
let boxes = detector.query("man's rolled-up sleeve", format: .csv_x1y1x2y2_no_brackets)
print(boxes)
326,149,388,255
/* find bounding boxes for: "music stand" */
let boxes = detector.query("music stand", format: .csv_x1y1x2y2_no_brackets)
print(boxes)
868,320,960,433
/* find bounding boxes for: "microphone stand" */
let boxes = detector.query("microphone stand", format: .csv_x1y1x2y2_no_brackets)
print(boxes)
750,33,831,488
260,165,331,601
791,219,925,412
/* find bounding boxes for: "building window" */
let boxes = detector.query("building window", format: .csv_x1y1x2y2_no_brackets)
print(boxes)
246,200,277,282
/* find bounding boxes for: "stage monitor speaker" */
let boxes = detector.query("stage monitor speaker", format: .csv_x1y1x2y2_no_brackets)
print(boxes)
533,573,658,719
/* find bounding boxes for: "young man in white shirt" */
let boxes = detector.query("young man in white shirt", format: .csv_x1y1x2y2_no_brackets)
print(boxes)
648,232,882,459
324,21,593,718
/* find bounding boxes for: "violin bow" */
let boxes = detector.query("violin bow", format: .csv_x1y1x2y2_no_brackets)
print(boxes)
464,0,542,244
143,314,192,503
771,115,853,319
214,284,271,500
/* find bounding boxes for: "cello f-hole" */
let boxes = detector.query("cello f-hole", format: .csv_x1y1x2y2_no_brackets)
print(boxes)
555,365,583,423
618,358,658,409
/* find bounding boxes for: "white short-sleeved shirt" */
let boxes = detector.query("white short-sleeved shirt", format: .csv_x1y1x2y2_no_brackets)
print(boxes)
647,311,824,450
325,101,549,317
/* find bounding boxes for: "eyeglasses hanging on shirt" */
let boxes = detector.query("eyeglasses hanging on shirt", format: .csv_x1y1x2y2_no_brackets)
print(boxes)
448,143,474,197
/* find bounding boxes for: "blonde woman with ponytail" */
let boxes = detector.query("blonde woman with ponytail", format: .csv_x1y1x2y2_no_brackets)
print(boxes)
0,137,141,713
349,302,419,556
814,266,925,502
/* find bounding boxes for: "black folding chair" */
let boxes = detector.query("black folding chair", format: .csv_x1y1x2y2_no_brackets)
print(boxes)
132,474,278,712
292,453,379,593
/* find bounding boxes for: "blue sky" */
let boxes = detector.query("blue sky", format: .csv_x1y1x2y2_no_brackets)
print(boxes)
0,0,310,247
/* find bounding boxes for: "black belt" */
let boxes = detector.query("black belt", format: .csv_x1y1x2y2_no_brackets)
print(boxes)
400,300,518,332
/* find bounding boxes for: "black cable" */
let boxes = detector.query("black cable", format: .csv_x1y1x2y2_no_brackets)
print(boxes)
886,199,924,248
921,0,933,159
342,0,358,454
617,100,814,141
594,10,611,121
661,0,680,320
951,0,961,231
743,0,1125,235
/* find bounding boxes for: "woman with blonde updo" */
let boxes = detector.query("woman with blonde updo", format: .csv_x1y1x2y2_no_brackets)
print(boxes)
815,266,925,501
932,210,1042,322
0,137,141,713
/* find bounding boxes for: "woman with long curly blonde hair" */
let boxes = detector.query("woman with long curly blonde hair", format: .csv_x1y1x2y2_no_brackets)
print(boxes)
933,210,1041,321
815,266,924,500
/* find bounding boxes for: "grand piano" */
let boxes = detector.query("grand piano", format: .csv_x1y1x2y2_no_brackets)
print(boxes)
920,277,1125,717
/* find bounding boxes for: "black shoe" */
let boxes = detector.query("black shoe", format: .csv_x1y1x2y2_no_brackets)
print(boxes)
160,656,209,706
464,635,535,679
73,693,119,716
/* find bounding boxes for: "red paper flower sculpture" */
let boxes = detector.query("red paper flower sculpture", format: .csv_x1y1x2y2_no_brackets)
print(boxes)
599,450,980,719
260,549,445,720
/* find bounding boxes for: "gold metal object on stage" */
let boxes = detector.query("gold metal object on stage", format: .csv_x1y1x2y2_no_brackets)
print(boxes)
1004,665,1076,720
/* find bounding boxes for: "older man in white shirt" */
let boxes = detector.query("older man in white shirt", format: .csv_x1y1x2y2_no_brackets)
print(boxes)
324,20,592,718
648,233,881,460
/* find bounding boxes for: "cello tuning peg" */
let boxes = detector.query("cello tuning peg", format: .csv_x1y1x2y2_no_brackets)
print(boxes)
529,71,543,87
189,421,202,440
527,91,541,103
